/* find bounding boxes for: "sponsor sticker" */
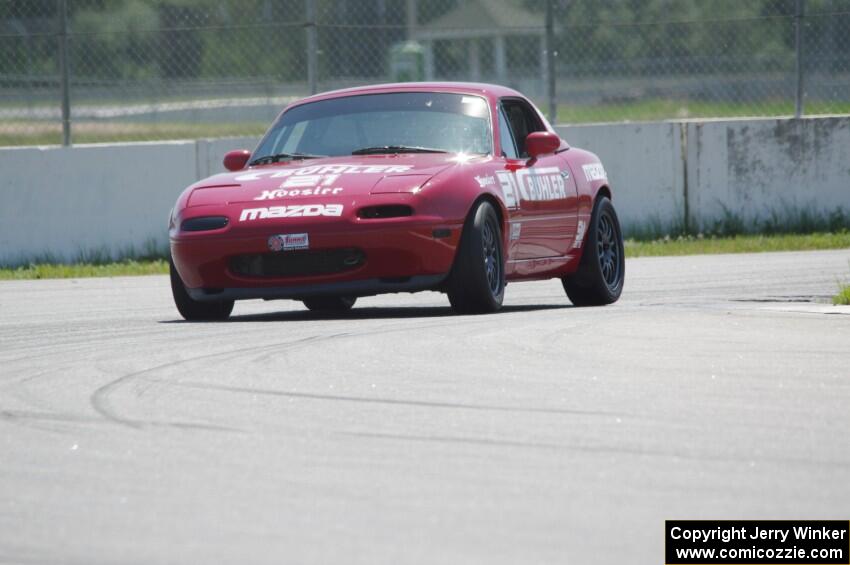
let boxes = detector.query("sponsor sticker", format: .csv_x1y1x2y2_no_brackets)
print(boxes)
239,204,344,222
255,187,343,201
582,163,607,182
474,175,496,188
495,171,518,208
495,167,567,208
268,233,309,252
235,163,412,182
573,220,587,248
279,174,339,188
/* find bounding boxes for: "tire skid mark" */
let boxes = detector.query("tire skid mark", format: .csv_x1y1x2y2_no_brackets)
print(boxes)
89,334,336,430
2,414,70,436
0,408,109,436
157,379,631,419
1,367,60,413
128,311,652,426
340,430,850,470
1,328,177,359
1,409,103,424
0,325,171,363
89,315,497,431
0,409,109,438
1,331,230,423
4,314,298,383
170,375,829,436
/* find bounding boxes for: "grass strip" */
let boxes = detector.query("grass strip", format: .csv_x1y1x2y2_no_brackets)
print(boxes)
1,233,848,280
626,232,850,257
0,259,168,280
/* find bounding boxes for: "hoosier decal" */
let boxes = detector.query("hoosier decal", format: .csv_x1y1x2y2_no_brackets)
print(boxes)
255,187,343,200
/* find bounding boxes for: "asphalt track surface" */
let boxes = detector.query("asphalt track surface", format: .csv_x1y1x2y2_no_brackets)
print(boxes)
1,249,849,565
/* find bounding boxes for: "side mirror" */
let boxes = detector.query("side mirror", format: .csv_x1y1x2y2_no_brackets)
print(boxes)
526,131,561,159
223,149,251,171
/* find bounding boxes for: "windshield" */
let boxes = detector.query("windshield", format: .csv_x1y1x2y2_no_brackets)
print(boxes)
253,92,492,159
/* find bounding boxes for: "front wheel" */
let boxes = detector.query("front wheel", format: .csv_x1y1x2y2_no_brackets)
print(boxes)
169,257,234,321
446,200,505,314
302,296,356,312
562,196,624,306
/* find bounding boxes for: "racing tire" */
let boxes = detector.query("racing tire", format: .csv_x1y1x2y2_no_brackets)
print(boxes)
562,196,624,306
302,296,357,312
446,200,505,314
169,257,234,321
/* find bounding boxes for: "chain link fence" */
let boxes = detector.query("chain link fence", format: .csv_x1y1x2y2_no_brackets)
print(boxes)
1,0,849,146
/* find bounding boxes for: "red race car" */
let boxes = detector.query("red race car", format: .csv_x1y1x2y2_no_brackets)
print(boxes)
169,82,624,320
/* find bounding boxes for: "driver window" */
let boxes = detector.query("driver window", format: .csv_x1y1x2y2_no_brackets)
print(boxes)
500,99,544,158
498,107,518,159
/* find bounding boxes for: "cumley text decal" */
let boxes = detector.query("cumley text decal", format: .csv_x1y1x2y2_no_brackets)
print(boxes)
239,204,344,221
495,167,568,209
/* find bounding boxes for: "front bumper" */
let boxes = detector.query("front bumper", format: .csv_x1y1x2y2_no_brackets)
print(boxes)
170,217,462,298
186,274,447,302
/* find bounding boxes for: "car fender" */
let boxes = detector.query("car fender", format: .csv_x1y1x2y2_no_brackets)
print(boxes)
413,158,512,249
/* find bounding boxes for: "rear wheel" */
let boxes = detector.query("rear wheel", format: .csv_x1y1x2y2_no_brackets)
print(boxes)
562,196,624,306
446,200,505,314
302,296,356,312
169,257,234,321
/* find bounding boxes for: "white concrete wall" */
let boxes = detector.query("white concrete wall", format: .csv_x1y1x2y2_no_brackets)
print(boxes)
0,137,259,265
557,121,684,229
1,117,848,265
557,116,850,232
685,118,850,227
195,136,260,179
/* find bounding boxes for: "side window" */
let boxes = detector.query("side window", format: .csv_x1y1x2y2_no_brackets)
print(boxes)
500,99,545,158
498,107,518,159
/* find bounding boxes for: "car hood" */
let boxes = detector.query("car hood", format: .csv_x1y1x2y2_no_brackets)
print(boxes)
185,153,465,207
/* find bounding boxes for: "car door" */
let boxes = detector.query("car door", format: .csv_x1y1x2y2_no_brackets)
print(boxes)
495,98,578,260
